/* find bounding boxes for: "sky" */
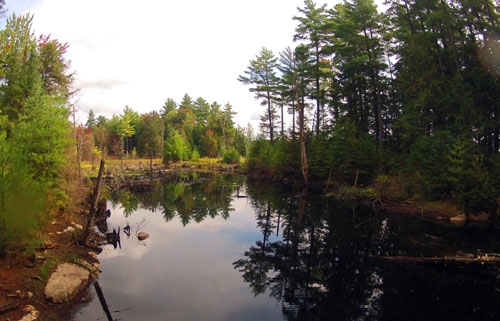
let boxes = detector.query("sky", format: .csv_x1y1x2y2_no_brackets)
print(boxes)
5,0,326,128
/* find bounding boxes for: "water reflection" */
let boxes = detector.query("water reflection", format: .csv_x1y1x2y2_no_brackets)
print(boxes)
75,175,500,321
110,175,241,225
234,181,500,321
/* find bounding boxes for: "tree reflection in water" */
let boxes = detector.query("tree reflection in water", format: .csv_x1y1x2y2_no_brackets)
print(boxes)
109,174,242,226
234,181,500,321
104,175,500,321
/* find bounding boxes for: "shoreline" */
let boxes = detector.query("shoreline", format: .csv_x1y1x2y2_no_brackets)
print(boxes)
1,164,495,320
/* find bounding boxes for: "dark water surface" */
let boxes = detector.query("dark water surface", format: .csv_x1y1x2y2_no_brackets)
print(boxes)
74,174,500,321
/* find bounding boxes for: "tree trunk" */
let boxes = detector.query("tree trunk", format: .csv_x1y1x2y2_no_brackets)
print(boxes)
353,168,360,189
84,159,105,245
297,98,308,184
267,91,274,144
94,281,114,321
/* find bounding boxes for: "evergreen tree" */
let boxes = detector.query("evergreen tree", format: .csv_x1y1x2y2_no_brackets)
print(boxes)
293,0,329,135
164,129,190,162
85,109,97,129
238,47,280,144
278,47,300,138
327,0,388,144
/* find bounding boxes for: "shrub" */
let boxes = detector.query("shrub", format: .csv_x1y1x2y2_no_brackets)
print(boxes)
222,148,239,164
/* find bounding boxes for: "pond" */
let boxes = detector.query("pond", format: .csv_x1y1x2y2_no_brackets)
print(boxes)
74,174,500,321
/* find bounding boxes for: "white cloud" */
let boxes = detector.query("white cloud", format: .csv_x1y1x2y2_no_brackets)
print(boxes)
24,0,309,128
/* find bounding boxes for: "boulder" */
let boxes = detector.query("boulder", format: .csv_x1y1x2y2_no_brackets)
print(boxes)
44,263,90,303
137,231,149,241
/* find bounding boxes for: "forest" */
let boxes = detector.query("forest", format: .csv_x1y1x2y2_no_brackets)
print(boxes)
1,0,500,256
239,0,500,216
79,95,249,168
66,0,500,220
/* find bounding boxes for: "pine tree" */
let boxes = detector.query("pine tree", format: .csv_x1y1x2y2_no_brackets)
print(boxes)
238,47,280,144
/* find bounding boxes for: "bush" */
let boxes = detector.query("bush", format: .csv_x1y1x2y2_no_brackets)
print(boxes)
246,138,271,174
406,131,453,200
222,148,239,164
191,149,200,162
163,130,190,162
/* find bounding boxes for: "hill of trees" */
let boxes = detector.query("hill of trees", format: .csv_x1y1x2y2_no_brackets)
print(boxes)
78,94,250,168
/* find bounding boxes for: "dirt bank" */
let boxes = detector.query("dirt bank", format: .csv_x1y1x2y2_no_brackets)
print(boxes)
0,207,98,321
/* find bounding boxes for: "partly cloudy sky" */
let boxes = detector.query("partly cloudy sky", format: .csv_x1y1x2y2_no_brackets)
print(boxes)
5,0,319,128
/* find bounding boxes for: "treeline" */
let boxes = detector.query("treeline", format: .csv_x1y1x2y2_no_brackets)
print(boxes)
0,12,74,255
79,94,251,167
240,0,500,213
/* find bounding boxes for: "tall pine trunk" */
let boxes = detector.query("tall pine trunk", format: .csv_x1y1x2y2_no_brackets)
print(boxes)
297,93,308,184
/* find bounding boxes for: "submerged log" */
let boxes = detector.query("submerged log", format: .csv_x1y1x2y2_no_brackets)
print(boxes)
371,253,500,265
371,253,500,286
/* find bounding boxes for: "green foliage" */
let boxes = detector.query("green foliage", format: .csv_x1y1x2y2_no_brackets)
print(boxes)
222,147,239,164
308,134,334,179
39,259,58,281
191,149,200,162
88,93,246,166
406,131,453,200
199,129,218,157
238,47,280,143
136,111,163,159
447,136,496,212
246,138,301,178
404,131,498,212
163,130,190,162
268,139,300,178
14,93,71,182
0,13,73,256
329,117,378,185
246,138,272,174
0,129,45,256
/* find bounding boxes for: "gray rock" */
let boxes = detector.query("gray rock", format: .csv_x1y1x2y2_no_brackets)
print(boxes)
44,263,90,303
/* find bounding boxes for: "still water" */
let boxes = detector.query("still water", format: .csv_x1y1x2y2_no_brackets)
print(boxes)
74,174,500,321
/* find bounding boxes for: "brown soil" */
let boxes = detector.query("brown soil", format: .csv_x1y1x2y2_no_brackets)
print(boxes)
0,208,99,321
